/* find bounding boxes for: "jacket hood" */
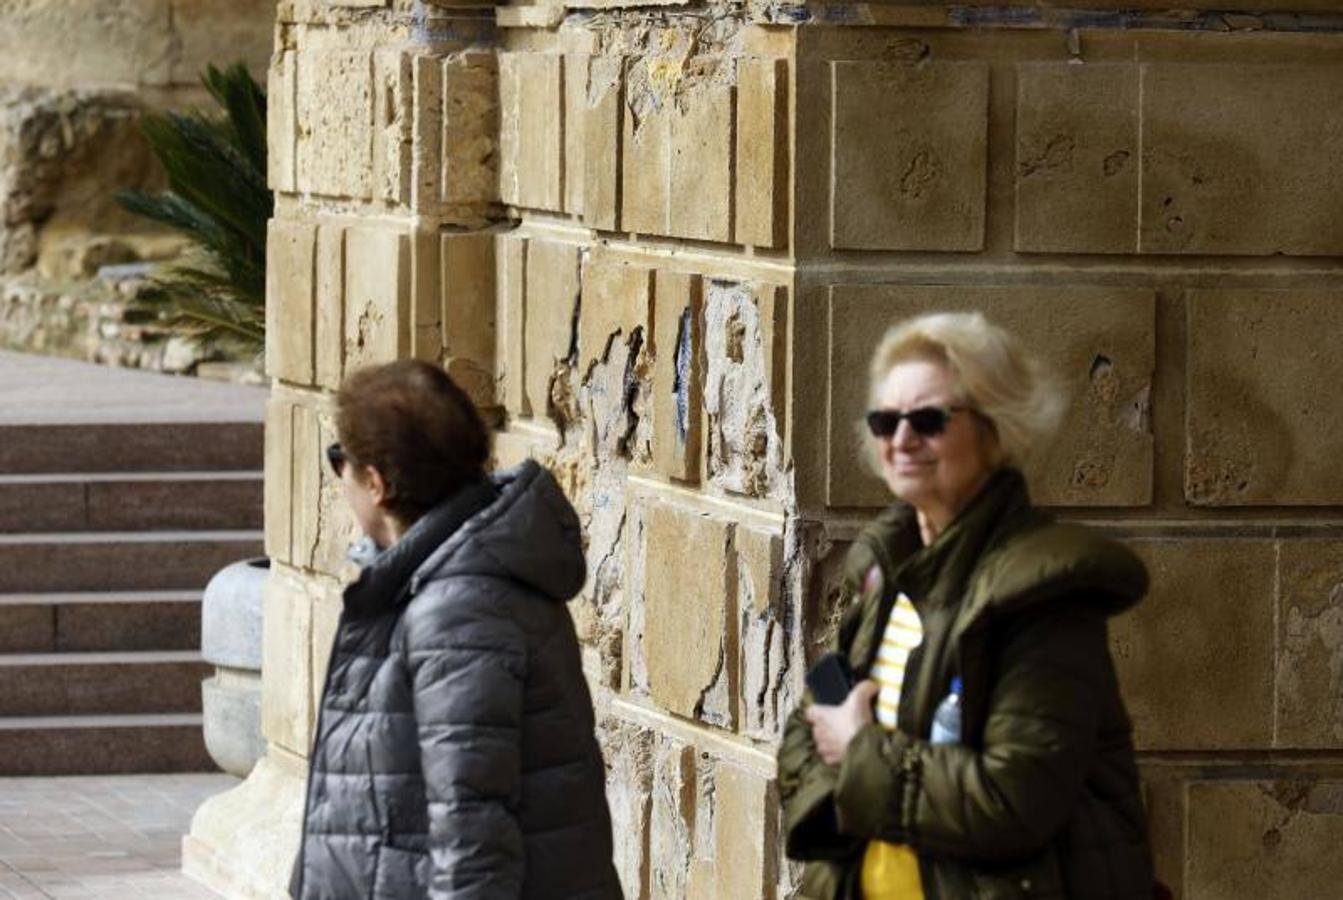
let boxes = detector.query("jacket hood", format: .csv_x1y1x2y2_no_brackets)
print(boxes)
849,468,1148,628
411,459,587,602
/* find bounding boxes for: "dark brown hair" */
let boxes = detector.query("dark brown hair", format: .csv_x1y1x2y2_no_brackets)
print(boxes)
335,360,490,523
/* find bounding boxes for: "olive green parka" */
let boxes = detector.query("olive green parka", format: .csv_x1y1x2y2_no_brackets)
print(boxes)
778,468,1154,899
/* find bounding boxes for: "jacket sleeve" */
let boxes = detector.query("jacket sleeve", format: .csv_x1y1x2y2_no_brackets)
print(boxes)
403,580,528,899
778,580,870,862
833,600,1105,863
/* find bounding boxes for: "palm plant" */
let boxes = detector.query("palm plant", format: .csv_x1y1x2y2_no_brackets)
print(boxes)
117,63,272,356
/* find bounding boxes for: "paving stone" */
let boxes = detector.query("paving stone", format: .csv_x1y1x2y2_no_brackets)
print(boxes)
1140,64,1343,256
830,60,988,251
1112,538,1276,751
1015,62,1139,254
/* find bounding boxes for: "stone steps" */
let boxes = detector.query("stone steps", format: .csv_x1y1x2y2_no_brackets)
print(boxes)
0,651,210,716
0,713,214,776
0,530,263,593
0,591,201,653
0,472,263,533
0,421,263,474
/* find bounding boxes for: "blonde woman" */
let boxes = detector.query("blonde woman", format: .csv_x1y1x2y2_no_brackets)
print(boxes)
778,313,1155,898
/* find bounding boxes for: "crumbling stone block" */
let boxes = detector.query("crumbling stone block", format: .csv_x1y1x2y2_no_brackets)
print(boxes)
580,256,651,379
373,50,413,206
1015,63,1139,254
343,225,410,371
641,503,736,727
829,60,988,251
647,270,702,483
736,526,787,741
1113,538,1276,751
703,280,786,499
1187,289,1343,505
525,240,580,421
1277,540,1343,750
440,231,496,407
622,58,671,237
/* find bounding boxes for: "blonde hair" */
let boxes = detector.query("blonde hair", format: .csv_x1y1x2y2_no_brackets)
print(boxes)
864,311,1066,469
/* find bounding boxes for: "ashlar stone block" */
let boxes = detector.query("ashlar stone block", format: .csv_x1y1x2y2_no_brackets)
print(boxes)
524,241,581,421
268,50,298,193
580,257,652,378
1015,63,1139,254
289,405,323,570
1187,289,1343,505
1140,64,1343,256
499,52,563,212
622,58,672,236
736,58,789,250
1276,540,1343,749
564,54,588,216
825,286,1154,509
830,61,988,251
1186,781,1343,900
313,223,346,390
296,50,374,199
642,504,735,726
263,399,294,565
441,52,499,207
648,270,703,483
343,225,410,372
372,50,413,206
265,220,316,385
260,568,313,756
736,527,788,741
495,232,528,416
1112,539,1276,751
669,80,734,243
441,231,496,407
686,762,778,900
584,56,624,231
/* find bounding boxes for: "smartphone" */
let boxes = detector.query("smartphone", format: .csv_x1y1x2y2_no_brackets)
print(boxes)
806,652,854,705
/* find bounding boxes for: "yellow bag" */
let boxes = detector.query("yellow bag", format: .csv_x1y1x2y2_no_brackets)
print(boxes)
860,840,924,899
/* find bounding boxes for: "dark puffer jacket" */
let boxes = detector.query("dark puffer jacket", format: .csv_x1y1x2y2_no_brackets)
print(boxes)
292,460,622,900
779,468,1155,899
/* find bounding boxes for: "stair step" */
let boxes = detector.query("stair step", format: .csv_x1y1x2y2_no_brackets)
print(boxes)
0,421,264,474
0,472,262,533
0,713,215,775
0,531,262,593
0,591,201,653
0,651,210,716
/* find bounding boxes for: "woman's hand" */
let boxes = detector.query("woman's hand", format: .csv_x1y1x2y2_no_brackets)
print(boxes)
805,680,880,765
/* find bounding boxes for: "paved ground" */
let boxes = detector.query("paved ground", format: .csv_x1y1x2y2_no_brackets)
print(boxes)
0,774,237,898
0,351,265,425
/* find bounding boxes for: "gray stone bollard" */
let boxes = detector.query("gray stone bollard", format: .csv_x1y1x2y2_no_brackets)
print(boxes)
200,557,268,778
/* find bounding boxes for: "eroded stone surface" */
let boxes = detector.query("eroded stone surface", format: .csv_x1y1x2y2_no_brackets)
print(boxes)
830,61,988,251
296,50,374,199
1277,541,1343,749
1187,289,1343,505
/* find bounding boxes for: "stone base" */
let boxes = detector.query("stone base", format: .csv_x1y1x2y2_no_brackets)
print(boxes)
202,670,266,778
183,751,306,900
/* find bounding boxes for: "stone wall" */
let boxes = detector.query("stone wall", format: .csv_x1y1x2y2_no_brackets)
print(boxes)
188,3,1343,899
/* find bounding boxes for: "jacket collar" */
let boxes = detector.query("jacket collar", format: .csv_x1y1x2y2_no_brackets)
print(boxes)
341,477,498,618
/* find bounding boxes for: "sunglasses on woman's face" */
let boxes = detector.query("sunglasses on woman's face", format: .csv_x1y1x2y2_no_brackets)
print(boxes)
325,442,348,477
865,406,972,439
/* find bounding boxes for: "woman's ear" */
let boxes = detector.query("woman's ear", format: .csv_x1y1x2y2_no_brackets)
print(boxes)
363,465,391,507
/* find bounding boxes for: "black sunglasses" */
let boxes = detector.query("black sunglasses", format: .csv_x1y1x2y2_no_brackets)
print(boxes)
325,442,348,477
865,406,973,439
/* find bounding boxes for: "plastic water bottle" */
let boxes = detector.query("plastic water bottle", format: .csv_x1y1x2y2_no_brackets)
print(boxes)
930,677,963,745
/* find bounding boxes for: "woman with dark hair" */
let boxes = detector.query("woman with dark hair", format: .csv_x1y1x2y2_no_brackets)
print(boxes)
290,360,621,900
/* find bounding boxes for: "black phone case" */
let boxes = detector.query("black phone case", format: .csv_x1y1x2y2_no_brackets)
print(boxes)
806,652,854,705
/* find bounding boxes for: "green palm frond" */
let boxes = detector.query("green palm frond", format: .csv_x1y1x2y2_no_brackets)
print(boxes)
116,62,272,359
